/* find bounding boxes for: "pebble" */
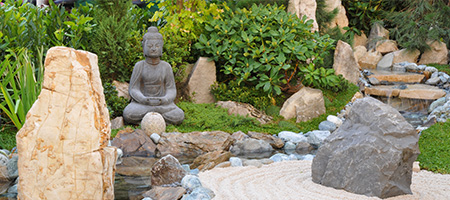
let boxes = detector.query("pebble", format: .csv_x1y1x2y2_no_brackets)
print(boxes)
229,157,243,167
150,133,161,144
318,120,336,132
327,115,343,127
270,153,289,162
181,175,202,190
278,131,307,143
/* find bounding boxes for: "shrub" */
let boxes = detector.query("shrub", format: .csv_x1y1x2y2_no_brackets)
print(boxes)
195,4,340,98
384,0,450,52
211,80,285,111
103,82,129,119
342,0,386,34
88,0,141,82
150,0,223,83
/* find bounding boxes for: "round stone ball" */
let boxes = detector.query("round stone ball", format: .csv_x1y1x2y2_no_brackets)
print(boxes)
141,112,166,137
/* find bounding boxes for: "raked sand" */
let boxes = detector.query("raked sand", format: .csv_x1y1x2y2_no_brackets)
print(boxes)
198,160,450,200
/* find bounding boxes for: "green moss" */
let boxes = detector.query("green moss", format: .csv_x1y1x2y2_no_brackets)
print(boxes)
417,121,450,174
0,124,17,151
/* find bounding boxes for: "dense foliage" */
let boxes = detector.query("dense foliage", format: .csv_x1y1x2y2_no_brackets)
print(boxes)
418,121,450,174
384,0,450,52
0,48,44,130
150,0,223,82
195,4,343,98
88,0,141,82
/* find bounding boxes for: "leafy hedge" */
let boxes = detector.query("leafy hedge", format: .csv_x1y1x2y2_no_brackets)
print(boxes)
195,4,344,98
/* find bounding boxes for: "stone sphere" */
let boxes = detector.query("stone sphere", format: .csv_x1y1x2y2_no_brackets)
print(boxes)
141,112,166,137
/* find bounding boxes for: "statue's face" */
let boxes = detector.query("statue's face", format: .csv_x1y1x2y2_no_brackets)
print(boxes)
143,39,163,58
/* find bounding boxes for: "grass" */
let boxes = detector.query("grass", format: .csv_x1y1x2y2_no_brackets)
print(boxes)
417,121,450,174
0,123,17,151
166,84,360,134
427,64,450,75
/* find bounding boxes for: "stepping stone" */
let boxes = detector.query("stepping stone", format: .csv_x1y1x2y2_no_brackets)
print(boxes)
367,70,425,84
365,84,446,100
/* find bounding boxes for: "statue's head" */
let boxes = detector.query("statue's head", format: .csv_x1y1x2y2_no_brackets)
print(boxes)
143,27,164,58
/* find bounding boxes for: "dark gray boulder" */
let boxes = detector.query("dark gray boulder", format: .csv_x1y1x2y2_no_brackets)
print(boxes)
311,97,419,199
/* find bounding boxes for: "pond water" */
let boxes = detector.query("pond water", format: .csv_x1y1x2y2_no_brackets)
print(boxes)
113,149,317,200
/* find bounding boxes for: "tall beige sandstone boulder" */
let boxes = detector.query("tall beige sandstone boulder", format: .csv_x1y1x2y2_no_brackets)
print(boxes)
288,0,319,32
324,0,349,33
419,41,448,65
186,57,216,103
333,40,360,84
279,87,325,122
16,47,117,200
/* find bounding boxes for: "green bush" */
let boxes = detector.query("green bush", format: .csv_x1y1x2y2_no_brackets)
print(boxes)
342,0,386,34
150,0,223,83
103,82,129,119
417,121,450,174
0,0,95,62
195,4,339,98
88,0,141,82
225,0,289,10
384,0,450,52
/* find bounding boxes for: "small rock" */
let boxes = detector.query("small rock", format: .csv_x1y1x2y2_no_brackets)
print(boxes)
116,148,123,165
190,169,200,175
182,164,190,173
368,77,380,85
284,141,296,150
429,97,446,113
413,161,420,173
142,186,186,200
229,157,243,167
231,131,248,141
247,131,284,149
182,187,214,200
111,116,124,130
439,75,448,83
181,175,202,190
318,121,337,132
425,77,441,85
0,154,8,166
150,133,161,144
190,150,231,171
404,63,418,71
142,197,153,200
7,184,17,194
278,131,307,143
230,138,273,155
425,66,438,73
307,130,331,147
151,155,187,186
376,52,394,71
6,155,18,180
141,112,166,136
417,65,427,71
392,63,406,72
296,142,313,154
327,115,343,127
270,153,289,162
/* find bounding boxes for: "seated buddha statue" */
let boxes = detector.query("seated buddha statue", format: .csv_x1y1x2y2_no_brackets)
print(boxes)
123,27,184,125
